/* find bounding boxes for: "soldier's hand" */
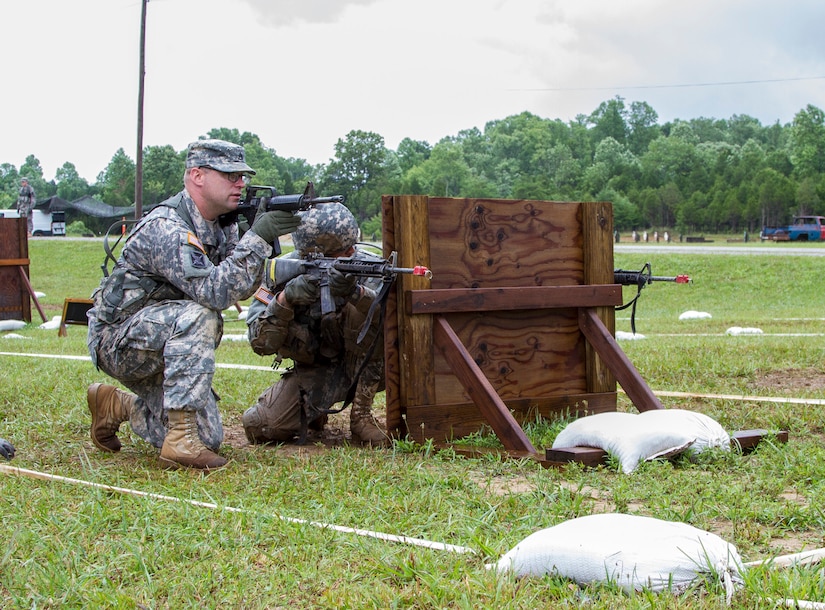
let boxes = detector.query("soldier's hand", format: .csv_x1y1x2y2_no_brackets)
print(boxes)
329,267,357,298
283,274,320,306
249,211,301,245
0,438,15,460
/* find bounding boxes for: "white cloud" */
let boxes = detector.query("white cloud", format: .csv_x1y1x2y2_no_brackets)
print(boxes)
1,0,823,183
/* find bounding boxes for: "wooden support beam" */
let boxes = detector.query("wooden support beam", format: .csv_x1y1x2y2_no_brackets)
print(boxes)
582,201,616,395
732,429,789,453
17,266,46,323
545,445,607,467
578,307,663,412
407,284,622,314
433,315,536,453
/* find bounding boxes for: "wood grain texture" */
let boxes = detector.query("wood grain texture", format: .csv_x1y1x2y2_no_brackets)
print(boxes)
0,218,31,322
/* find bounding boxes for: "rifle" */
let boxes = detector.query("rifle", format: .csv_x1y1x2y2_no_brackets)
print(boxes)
222,181,345,255
269,249,431,342
613,262,691,334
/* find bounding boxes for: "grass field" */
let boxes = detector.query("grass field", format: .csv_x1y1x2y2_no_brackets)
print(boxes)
1,237,825,608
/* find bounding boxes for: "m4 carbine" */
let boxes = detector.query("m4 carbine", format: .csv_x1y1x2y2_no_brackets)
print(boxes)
223,181,344,255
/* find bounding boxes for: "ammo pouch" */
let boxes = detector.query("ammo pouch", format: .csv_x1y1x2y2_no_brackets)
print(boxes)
96,266,186,324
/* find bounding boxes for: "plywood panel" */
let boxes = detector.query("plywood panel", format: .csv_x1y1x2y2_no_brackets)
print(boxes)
383,195,620,446
0,218,30,322
433,309,586,404
428,198,584,288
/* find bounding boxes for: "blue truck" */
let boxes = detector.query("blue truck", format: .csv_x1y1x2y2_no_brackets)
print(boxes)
760,215,825,241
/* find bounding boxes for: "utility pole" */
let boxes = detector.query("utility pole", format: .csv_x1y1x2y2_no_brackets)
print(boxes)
135,0,148,219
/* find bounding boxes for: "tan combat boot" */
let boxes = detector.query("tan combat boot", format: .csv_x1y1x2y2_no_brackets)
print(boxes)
88,383,136,452
350,384,389,447
159,410,227,471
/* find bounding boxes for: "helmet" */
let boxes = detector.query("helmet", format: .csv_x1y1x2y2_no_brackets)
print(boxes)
292,202,360,256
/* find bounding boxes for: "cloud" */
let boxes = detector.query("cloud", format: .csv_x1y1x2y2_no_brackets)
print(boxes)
239,0,381,25
1,0,824,183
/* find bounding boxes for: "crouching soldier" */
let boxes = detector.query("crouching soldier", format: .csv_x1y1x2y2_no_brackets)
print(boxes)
243,202,389,446
86,139,300,470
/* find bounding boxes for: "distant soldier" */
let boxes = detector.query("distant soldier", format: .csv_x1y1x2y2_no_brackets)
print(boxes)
17,177,35,237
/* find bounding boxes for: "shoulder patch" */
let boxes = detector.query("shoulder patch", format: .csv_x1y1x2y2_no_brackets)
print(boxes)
187,232,206,253
253,286,275,305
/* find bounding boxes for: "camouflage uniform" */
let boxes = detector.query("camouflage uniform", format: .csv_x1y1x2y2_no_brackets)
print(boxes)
17,179,35,235
87,143,270,451
243,204,386,444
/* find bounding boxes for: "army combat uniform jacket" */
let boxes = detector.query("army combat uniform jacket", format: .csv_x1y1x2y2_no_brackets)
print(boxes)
87,190,271,449
243,248,385,437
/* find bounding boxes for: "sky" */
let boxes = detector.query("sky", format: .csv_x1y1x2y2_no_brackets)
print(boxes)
1,0,824,183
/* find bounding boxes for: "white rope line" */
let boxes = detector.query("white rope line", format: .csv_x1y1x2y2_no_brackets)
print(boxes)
743,548,825,568
4,351,822,406
0,351,277,372
633,389,825,406
0,464,476,555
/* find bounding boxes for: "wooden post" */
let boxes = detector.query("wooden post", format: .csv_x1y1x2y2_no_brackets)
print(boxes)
581,201,616,395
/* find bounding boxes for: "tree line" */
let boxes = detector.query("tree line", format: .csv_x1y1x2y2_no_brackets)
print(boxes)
3,97,824,236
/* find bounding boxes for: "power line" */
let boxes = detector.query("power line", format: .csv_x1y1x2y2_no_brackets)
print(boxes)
511,75,825,92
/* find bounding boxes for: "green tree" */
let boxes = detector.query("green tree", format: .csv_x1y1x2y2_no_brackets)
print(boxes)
587,96,628,146
396,138,431,173
796,177,821,215
320,130,390,224
55,162,90,202
789,104,825,179
141,145,185,207
755,167,795,226
627,100,660,156
98,148,136,207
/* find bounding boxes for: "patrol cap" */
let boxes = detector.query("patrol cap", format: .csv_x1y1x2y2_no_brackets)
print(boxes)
185,139,256,175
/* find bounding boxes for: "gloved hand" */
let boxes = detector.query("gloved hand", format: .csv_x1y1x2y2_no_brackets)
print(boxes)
0,437,15,460
283,274,320,306
249,211,301,245
328,266,357,298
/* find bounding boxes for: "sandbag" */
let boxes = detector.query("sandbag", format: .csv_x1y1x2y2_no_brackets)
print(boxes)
640,408,730,456
552,411,695,473
0,320,26,332
489,513,744,600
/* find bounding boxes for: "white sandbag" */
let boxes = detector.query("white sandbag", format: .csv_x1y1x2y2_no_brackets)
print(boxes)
489,513,744,599
679,310,712,320
220,334,248,342
726,326,763,335
616,331,645,340
0,320,26,332
640,409,730,455
38,315,62,330
552,412,695,473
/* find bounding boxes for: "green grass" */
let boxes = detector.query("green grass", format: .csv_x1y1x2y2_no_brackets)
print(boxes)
1,239,825,608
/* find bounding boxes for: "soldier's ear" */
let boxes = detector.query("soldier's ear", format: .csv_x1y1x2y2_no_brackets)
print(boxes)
188,167,208,187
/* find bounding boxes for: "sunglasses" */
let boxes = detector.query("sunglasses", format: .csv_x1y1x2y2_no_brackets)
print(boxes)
200,166,250,185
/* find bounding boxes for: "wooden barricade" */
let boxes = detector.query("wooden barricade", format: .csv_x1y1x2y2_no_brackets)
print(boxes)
0,217,46,323
381,196,666,457
380,196,786,464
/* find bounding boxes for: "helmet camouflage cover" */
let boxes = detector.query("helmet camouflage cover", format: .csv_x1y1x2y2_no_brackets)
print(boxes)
292,202,360,256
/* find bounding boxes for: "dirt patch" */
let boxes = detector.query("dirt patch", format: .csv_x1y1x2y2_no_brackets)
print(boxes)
222,411,377,456
751,367,825,392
